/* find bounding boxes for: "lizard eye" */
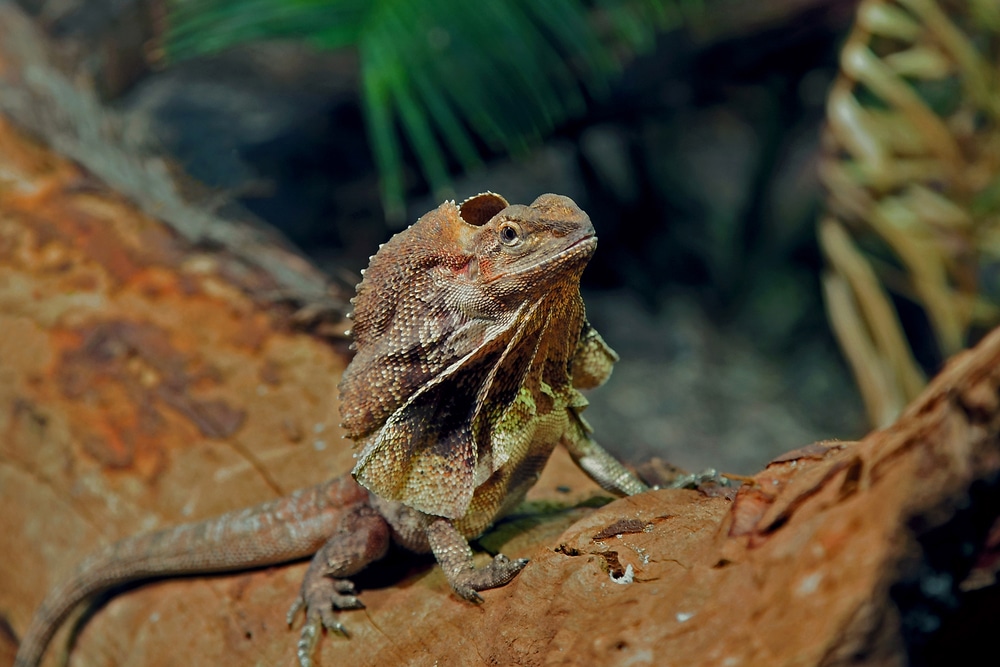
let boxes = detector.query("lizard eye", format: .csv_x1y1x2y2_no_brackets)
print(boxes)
498,221,523,246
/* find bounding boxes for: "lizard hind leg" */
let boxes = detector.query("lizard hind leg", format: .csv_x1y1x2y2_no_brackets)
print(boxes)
425,518,528,603
287,505,390,667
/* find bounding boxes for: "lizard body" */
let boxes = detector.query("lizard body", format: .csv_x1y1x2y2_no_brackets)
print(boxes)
15,193,648,667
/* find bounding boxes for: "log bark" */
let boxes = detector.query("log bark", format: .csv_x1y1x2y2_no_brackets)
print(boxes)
2,4,999,666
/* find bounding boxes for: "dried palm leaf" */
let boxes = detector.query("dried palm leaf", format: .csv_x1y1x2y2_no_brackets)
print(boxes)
820,0,1000,426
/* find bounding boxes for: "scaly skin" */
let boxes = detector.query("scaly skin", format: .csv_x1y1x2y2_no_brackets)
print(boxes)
14,477,377,667
15,193,648,667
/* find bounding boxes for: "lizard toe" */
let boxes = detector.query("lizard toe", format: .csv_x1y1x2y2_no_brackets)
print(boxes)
454,585,485,604
296,616,322,667
323,577,364,610
304,574,364,615
286,595,306,626
318,607,350,637
332,579,357,595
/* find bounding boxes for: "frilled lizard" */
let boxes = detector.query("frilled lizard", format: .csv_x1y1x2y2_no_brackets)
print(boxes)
15,193,649,667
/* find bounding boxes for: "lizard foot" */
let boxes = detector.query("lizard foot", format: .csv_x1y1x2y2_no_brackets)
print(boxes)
449,553,529,603
425,516,528,603
287,505,390,667
663,468,730,490
286,576,364,631
287,575,364,667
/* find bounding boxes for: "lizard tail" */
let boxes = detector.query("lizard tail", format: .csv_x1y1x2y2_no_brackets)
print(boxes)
15,477,368,667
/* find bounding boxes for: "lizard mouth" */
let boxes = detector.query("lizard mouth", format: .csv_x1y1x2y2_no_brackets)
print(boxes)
549,231,596,255
560,234,598,263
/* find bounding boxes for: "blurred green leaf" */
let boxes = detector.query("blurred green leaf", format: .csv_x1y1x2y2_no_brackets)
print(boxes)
163,0,698,221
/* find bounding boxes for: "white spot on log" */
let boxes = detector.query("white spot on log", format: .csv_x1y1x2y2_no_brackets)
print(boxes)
610,563,634,585
797,572,823,596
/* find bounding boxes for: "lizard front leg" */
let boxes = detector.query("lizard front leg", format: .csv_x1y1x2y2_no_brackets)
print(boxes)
563,425,650,497
288,504,390,667
425,517,527,603
565,422,724,493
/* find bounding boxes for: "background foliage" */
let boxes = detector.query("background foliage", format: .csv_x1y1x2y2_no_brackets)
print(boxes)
819,0,1000,425
163,0,701,220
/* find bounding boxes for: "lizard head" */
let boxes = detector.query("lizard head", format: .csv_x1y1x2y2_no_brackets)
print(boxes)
456,192,597,298
340,192,595,443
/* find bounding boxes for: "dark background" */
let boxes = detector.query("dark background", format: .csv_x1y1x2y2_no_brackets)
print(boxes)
15,0,868,474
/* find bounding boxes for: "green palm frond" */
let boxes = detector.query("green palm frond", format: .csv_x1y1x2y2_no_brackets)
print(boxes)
162,0,696,220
